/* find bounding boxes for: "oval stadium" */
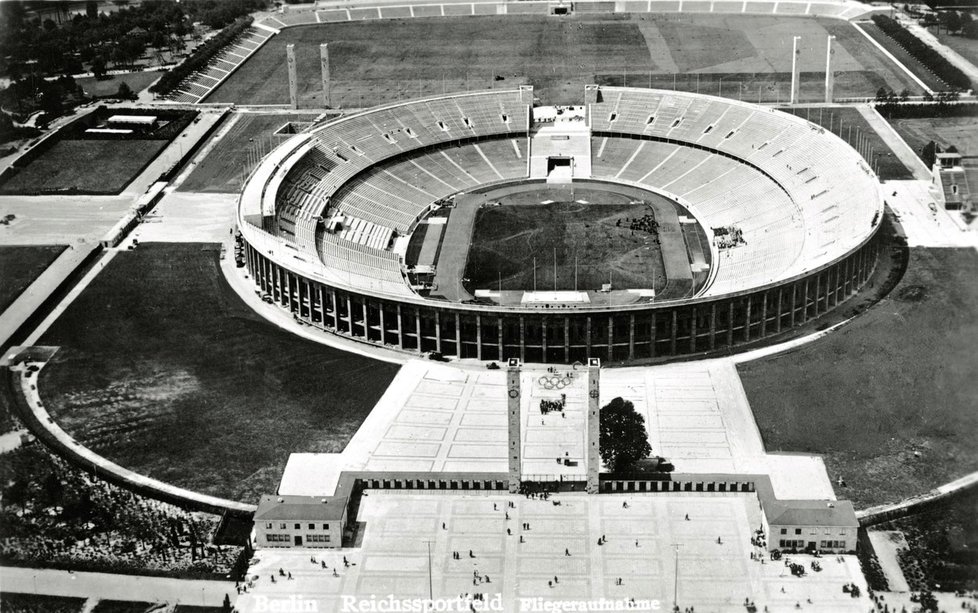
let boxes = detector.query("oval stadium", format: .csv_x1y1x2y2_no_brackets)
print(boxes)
239,85,884,363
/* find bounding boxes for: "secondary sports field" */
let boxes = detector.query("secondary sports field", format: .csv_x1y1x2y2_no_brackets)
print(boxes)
0,245,65,312
37,243,399,503
179,112,323,193
0,140,168,195
208,14,920,107
887,115,978,163
739,247,978,508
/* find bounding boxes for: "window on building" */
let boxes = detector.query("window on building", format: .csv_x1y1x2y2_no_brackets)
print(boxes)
795,528,802,535
307,534,331,543
839,529,847,535
780,528,787,535
295,523,301,530
309,523,315,530
279,523,286,530
266,534,290,543
323,523,329,530
266,522,272,529
824,528,831,535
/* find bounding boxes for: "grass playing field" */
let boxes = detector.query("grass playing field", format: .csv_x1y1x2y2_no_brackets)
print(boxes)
0,593,86,613
739,247,978,508
75,71,160,98
886,115,978,163
37,243,399,503
0,245,65,313
462,187,675,293
208,14,920,107
178,112,322,193
779,106,914,180
0,140,169,195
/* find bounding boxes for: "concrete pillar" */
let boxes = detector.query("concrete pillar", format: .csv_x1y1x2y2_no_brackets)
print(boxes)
628,314,636,360
564,317,570,363
519,317,526,363
320,43,331,108
396,304,404,349
455,312,462,358
607,316,614,361
542,318,548,361
824,35,835,104
709,304,717,350
415,309,422,353
790,36,801,105
476,315,483,360
287,44,298,110
498,317,504,361
649,312,656,358
507,359,522,493
688,307,696,353
586,358,601,494
435,311,442,354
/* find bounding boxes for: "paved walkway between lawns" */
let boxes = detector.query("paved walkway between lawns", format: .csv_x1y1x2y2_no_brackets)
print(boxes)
883,179,976,248
866,530,910,592
901,16,978,87
855,105,932,182
0,566,236,606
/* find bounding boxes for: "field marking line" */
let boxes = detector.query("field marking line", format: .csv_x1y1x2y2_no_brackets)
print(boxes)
850,21,933,95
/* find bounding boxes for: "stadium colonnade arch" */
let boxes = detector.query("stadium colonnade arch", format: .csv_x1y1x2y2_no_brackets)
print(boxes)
236,87,884,364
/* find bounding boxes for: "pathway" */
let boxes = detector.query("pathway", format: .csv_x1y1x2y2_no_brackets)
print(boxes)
0,566,235,606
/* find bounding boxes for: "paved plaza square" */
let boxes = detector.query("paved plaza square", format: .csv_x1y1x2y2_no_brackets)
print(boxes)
237,491,871,613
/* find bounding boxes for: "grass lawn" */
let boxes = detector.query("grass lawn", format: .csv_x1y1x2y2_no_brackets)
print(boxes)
0,593,85,613
76,71,160,98
886,115,978,163
738,247,978,508
37,243,400,503
179,112,320,193
0,140,167,195
856,23,950,92
778,106,914,180
929,27,978,75
208,15,917,107
0,245,65,313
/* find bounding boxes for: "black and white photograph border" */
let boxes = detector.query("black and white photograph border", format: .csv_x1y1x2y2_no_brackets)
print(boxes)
0,0,977,612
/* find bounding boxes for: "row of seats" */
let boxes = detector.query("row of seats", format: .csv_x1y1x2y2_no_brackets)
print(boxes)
589,88,878,291
167,27,273,103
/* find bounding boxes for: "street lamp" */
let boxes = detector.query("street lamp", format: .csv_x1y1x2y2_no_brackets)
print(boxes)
672,543,683,611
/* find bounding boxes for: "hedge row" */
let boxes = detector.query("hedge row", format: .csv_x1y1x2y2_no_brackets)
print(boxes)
871,15,972,91
150,16,254,96
876,101,978,119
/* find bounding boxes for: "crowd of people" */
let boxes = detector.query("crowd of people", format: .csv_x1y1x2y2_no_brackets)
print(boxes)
617,213,660,237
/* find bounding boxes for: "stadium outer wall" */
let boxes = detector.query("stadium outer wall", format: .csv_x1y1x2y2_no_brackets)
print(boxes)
241,229,881,364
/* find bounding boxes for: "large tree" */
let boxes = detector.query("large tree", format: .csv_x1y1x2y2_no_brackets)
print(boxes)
599,397,652,473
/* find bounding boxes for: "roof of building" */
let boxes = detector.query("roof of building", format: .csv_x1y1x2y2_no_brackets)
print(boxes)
764,499,859,528
254,494,348,521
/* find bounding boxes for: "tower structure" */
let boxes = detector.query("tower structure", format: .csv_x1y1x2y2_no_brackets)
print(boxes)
790,36,802,105
287,44,298,110
586,358,601,494
825,35,836,104
507,358,522,493
320,43,331,108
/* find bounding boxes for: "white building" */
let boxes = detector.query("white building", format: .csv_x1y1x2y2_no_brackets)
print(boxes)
253,495,348,548
762,498,859,553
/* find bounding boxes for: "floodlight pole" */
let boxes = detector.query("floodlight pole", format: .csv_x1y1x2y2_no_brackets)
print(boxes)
425,539,433,600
